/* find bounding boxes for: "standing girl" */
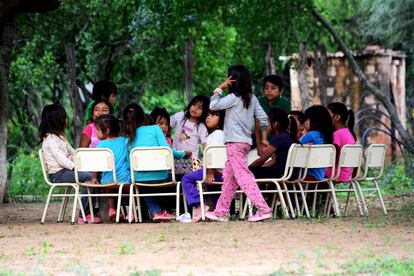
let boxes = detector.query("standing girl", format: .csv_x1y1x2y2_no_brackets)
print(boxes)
205,65,272,222
181,109,226,222
39,104,94,223
80,99,111,148
326,102,356,181
170,95,209,174
300,105,334,180
95,114,131,220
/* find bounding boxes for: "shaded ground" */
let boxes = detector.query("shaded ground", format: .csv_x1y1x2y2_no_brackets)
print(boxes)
0,195,413,275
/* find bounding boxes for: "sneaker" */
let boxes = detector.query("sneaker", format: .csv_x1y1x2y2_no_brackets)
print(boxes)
192,205,209,223
108,208,116,220
205,211,229,222
152,210,175,223
77,214,102,224
77,216,87,224
125,212,134,222
247,212,272,222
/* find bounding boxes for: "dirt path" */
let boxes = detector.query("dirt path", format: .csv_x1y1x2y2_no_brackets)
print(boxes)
0,197,413,275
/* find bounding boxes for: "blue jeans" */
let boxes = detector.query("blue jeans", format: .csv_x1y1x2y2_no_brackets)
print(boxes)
49,169,94,216
138,178,172,215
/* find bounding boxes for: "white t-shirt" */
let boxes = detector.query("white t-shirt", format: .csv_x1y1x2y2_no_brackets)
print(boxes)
206,129,224,146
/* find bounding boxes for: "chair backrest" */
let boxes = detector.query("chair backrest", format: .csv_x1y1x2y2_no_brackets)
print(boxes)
129,147,174,182
38,149,53,185
202,145,227,181
285,144,310,180
307,144,336,169
362,144,386,179
74,148,116,183
335,144,363,180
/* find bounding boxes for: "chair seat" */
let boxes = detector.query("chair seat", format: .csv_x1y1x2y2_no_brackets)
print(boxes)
134,181,176,187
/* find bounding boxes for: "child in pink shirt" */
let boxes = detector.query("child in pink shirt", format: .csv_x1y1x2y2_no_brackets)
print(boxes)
326,102,356,181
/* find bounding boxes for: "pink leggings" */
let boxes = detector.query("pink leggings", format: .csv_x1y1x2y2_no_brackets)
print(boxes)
214,142,271,216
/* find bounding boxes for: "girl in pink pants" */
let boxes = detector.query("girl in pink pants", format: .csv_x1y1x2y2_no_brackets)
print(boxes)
206,65,272,222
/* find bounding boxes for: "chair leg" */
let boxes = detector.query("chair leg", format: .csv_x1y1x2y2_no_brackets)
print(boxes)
78,195,86,222
71,187,80,225
283,183,295,219
116,184,123,223
182,193,188,214
41,187,55,224
344,183,352,217
128,184,134,224
374,180,387,215
312,186,318,218
328,181,341,217
293,185,300,217
58,187,70,222
198,181,207,221
300,184,309,215
354,180,369,216
274,181,289,219
350,181,364,216
324,194,331,217
86,187,95,223
135,186,143,223
176,183,181,221
239,194,245,219
297,183,310,218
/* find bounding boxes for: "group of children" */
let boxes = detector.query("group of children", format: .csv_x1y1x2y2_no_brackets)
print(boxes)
39,65,356,224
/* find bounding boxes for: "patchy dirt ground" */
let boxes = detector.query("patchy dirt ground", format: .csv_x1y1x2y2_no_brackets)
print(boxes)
0,196,413,275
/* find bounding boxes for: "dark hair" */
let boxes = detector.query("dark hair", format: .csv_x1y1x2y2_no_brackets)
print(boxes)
183,95,210,127
263,75,284,90
327,102,356,140
38,104,67,142
122,103,147,143
92,80,117,101
304,105,334,144
90,99,112,120
150,107,170,126
228,65,252,109
95,114,121,138
289,110,306,124
268,108,299,143
207,109,226,133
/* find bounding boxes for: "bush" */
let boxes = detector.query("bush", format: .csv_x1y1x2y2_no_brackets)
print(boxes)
382,156,414,195
8,149,48,199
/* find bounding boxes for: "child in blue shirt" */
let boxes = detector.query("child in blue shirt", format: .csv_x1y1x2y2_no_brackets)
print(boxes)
94,114,130,220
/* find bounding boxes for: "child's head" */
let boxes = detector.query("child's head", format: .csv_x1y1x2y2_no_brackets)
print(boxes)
92,80,117,105
289,110,306,138
263,75,284,102
122,103,147,142
268,108,299,142
205,110,226,133
327,102,356,139
184,95,210,124
150,107,170,136
228,65,252,109
95,114,121,140
304,105,334,144
91,99,111,122
39,104,67,142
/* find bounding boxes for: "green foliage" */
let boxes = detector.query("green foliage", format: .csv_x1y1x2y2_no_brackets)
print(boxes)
119,241,136,255
382,157,414,195
340,257,414,275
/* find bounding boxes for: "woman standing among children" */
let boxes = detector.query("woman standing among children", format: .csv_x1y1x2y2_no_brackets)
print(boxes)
80,99,111,148
249,108,298,179
123,104,189,222
205,65,272,222
326,102,356,181
94,114,131,220
181,110,225,222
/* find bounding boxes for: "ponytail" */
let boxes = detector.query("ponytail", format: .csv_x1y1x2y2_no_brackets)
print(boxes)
122,104,146,144
288,115,299,143
347,109,356,140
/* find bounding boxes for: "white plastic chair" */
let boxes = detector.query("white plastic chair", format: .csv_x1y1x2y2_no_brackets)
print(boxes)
355,144,387,215
129,147,180,223
39,149,86,225
328,144,366,216
74,148,130,223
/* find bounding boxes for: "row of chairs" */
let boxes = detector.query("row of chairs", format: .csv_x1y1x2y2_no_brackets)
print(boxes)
39,143,387,224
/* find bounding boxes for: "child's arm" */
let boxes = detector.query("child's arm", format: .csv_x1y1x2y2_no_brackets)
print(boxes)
46,137,75,170
254,118,264,156
249,144,276,167
79,125,92,148
253,96,269,146
154,126,186,159
205,169,216,183
210,93,237,111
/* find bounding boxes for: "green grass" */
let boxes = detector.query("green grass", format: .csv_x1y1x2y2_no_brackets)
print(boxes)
339,257,414,275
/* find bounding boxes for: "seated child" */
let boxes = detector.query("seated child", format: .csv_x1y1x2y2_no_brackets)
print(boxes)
84,80,117,126
150,107,173,147
80,99,111,148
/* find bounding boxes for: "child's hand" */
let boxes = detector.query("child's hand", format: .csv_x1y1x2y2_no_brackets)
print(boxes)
218,76,235,90
184,151,192,159
205,171,215,184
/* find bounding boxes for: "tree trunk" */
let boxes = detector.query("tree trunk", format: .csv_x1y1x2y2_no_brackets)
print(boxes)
298,42,312,110
312,9,414,154
0,16,15,203
184,37,193,102
65,42,83,145
265,42,276,75
313,44,328,106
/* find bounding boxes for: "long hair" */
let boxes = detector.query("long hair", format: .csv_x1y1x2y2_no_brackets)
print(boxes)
268,108,299,143
304,105,334,144
182,95,210,128
150,107,170,126
327,102,356,140
122,103,147,144
228,65,252,109
95,114,121,138
207,109,226,134
38,104,67,142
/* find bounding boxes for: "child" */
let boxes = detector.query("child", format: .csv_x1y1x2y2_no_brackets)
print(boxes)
300,105,334,180
326,102,357,181
80,99,111,148
170,95,209,174
84,80,117,126
94,114,131,220
150,107,173,147
289,110,307,139
205,65,272,222
249,108,298,178
181,110,226,222
123,104,189,222
255,75,291,155
39,104,96,223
